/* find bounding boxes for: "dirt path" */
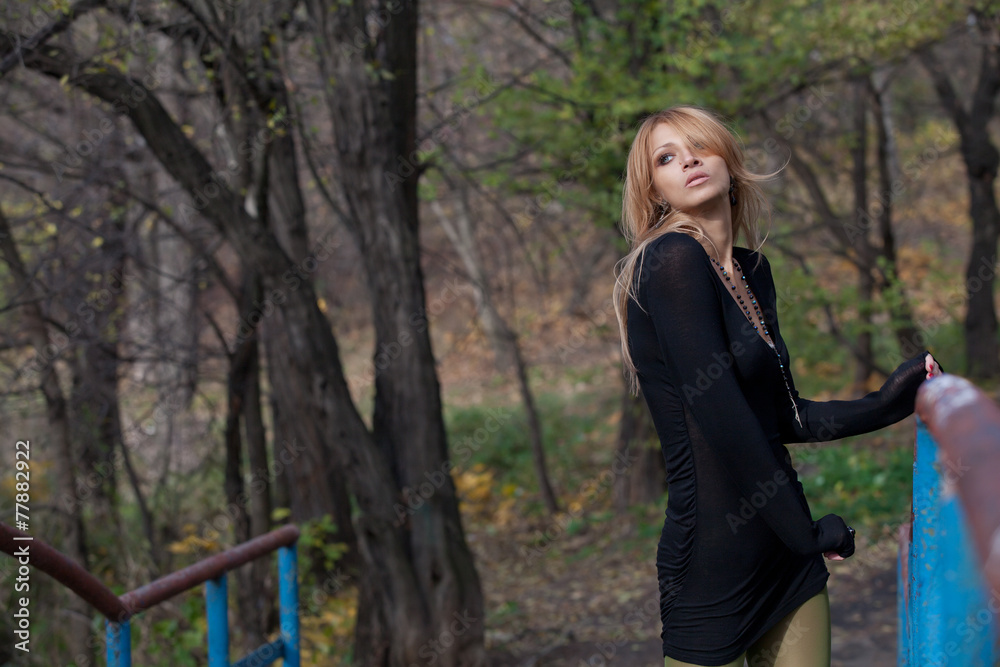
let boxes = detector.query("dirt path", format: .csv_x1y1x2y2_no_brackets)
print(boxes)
827,552,898,666
480,519,901,667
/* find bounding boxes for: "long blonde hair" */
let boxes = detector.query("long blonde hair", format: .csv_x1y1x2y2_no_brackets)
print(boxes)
613,105,782,394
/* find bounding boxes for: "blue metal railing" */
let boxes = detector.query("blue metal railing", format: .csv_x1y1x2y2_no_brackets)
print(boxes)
107,532,299,667
1,522,300,666
898,375,1000,665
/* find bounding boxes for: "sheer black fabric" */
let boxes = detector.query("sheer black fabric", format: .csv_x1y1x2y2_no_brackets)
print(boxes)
626,232,926,664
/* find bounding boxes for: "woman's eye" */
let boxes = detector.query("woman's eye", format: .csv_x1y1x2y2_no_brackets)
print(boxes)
657,153,674,165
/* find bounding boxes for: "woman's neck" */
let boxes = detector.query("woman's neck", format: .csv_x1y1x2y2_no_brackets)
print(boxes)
696,211,734,268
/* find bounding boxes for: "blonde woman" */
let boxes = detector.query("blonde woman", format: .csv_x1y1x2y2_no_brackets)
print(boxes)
612,105,941,667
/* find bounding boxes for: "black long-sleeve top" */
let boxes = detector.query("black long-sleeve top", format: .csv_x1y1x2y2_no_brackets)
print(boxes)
626,232,926,664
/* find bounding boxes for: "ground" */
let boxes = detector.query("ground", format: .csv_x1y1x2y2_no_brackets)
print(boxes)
475,510,901,667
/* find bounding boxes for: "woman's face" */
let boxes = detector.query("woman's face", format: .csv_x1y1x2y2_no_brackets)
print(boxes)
648,123,731,216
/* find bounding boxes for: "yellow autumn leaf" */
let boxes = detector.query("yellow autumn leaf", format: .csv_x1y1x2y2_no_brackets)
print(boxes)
92,237,104,248
181,124,195,138
494,497,518,527
166,534,221,555
454,465,494,507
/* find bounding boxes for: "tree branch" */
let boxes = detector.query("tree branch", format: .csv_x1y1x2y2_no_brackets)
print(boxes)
916,46,968,130
5,38,264,250
969,16,1000,129
767,239,890,377
0,0,105,77
759,111,865,271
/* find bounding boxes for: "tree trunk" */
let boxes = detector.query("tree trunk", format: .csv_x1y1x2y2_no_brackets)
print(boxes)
240,312,278,641
304,1,487,662
613,383,661,513
261,124,359,570
189,7,360,568
0,207,93,666
964,170,1000,378
246,41,359,567
430,196,517,372
869,72,921,354
770,114,889,378
851,78,875,393
919,37,1000,378
512,343,561,513
221,275,270,651
223,339,255,646
70,325,123,522
69,199,129,534
430,195,560,514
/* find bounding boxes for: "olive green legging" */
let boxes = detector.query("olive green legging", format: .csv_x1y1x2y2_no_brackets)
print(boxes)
664,585,831,667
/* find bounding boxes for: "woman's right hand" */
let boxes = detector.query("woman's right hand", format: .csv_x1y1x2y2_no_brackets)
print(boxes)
814,513,855,560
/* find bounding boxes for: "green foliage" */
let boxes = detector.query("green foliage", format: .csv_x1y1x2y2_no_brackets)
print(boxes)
761,242,968,393
443,385,619,511
794,439,913,536
298,514,350,582
763,251,854,395
453,0,967,251
144,592,209,666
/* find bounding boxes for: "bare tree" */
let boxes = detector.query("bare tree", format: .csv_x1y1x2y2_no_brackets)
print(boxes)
918,13,1000,378
0,206,93,665
430,182,560,514
1,1,488,663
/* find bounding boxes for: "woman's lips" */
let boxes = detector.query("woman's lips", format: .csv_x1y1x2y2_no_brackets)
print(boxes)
686,175,710,187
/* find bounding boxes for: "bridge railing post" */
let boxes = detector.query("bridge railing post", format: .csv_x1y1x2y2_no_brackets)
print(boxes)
206,574,230,666
106,620,131,667
897,522,911,665
279,543,300,667
897,375,1000,664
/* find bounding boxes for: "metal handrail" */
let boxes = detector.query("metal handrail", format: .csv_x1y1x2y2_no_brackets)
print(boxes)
120,524,300,618
1,522,301,665
0,521,130,620
1,522,299,621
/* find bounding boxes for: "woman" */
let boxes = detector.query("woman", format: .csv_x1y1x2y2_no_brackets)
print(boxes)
611,105,941,667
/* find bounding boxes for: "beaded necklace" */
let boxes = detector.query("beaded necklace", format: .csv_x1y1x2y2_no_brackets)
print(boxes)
710,255,803,428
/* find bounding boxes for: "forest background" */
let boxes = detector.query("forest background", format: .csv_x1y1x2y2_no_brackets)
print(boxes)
1,0,999,665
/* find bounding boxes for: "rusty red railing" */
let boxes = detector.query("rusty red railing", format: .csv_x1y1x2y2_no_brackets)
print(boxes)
1,522,300,665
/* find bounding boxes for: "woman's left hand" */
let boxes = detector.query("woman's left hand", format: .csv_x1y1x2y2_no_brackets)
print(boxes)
925,353,943,379
823,552,844,561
